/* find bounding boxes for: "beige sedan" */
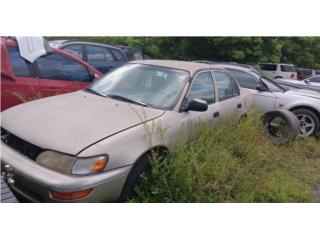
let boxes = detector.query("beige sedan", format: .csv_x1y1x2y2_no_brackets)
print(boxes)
1,60,251,202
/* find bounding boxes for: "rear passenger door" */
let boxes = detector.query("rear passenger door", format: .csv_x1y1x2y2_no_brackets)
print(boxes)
35,53,92,97
213,71,244,119
2,47,41,110
84,45,124,74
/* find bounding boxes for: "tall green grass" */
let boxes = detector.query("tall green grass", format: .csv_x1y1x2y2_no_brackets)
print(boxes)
131,111,320,202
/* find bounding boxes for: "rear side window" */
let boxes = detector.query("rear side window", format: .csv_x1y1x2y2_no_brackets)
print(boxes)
86,45,115,62
122,48,143,61
228,69,258,90
36,53,91,82
63,45,83,59
187,72,215,104
110,49,124,61
214,71,240,101
7,47,31,77
281,65,296,72
260,64,277,71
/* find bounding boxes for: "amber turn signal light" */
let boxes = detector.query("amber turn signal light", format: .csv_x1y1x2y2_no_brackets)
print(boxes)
51,188,93,201
91,159,107,173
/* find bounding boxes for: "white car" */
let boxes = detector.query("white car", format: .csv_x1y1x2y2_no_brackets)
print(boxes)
277,75,320,88
213,63,320,136
259,63,297,80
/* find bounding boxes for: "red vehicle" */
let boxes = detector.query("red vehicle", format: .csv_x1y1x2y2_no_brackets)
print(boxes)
1,37,103,111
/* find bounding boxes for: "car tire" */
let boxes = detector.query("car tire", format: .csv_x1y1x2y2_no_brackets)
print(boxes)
292,108,320,136
119,153,151,202
262,109,300,143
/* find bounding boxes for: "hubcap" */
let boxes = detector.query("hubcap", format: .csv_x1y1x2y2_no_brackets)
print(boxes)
296,113,315,136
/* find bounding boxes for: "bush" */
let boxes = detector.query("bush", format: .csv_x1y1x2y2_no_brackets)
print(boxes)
131,111,320,203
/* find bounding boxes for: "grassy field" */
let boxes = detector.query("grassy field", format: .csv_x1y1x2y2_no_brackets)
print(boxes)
131,111,320,203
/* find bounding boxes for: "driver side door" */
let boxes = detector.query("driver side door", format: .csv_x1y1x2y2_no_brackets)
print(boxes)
179,71,220,140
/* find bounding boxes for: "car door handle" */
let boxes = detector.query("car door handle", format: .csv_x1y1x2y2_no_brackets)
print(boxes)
213,112,220,118
237,103,242,108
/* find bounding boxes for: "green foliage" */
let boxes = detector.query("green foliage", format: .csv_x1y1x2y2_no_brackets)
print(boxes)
131,112,320,203
47,36,320,69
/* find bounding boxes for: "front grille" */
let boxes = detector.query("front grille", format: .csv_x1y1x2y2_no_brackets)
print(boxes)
1,128,44,160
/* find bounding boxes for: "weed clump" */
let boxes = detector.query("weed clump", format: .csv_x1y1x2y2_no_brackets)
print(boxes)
131,111,320,203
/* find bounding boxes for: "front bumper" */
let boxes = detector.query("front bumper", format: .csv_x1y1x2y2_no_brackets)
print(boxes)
1,142,132,202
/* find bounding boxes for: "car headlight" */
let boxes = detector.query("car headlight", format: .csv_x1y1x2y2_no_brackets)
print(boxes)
36,151,108,176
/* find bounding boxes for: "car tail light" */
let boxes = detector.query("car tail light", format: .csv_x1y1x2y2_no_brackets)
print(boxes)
290,73,295,78
50,188,93,201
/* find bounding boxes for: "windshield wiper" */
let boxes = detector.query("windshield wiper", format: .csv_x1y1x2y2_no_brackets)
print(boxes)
83,88,106,97
107,94,148,107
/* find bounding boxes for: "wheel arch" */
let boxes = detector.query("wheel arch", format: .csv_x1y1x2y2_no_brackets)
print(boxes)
289,105,320,120
134,145,170,165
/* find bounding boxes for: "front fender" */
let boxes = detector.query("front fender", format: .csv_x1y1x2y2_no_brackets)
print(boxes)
77,118,169,171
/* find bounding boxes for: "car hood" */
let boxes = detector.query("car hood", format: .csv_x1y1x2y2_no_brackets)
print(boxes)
286,89,320,100
1,91,165,155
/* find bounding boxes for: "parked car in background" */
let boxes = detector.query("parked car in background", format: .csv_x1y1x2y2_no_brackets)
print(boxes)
1,60,251,202
297,68,313,80
259,63,297,80
116,45,144,61
204,62,320,136
1,37,103,111
275,75,320,93
49,40,147,74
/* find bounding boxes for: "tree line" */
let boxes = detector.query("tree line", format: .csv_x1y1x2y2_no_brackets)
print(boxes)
49,37,320,69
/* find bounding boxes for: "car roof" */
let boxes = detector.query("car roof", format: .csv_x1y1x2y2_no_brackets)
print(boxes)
130,60,221,75
48,39,123,51
260,63,294,66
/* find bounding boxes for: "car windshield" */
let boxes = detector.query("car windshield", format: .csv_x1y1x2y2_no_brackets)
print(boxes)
89,64,189,110
261,77,284,92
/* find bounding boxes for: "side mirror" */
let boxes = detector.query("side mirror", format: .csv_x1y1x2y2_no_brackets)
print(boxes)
256,83,268,91
89,71,99,81
1,71,15,81
184,99,208,112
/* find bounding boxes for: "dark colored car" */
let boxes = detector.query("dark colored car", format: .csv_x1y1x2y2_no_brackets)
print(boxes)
1,37,103,111
49,40,131,74
297,68,313,80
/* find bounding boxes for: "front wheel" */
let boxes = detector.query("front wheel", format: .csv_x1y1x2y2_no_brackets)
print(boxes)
119,154,151,202
292,109,320,136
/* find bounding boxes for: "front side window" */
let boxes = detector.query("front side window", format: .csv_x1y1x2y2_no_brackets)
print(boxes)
90,64,189,110
7,47,31,77
187,72,215,104
86,45,115,62
36,53,91,82
260,64,277,71
214,71,240,101
64,45,83,59
228,69,258,90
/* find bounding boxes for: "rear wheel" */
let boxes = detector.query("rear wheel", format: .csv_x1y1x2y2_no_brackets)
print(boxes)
292,109,320,136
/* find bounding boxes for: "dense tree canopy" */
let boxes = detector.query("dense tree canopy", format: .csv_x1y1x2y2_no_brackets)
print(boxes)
49,37,320,69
